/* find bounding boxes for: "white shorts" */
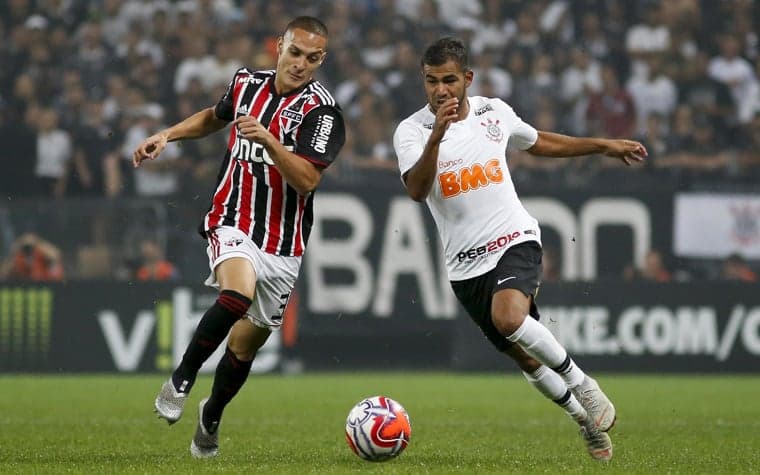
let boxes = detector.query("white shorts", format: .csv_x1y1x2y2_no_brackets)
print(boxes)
204,226,301,329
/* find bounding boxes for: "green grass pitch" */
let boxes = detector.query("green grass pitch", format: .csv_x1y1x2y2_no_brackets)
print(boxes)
1,373,758,474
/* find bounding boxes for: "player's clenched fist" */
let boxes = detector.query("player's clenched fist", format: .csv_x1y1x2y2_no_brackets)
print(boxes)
133,133,168,168
433,97,459,135
233,115,274,146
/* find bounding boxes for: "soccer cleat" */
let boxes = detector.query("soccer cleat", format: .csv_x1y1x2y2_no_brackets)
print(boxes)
579,421,613,461
190,398,219,458
154,379,188,424
571,376,616,432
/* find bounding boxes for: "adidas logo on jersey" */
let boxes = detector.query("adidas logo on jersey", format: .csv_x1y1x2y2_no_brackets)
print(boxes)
237,104,249,116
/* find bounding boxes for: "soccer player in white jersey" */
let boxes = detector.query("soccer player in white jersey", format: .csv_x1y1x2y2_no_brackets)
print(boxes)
133,17,345,458
393,37,647,461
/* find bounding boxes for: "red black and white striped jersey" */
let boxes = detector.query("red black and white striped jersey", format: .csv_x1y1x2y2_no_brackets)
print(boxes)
201,68,345,256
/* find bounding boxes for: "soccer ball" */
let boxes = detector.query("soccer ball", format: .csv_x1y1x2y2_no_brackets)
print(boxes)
345,395,412,462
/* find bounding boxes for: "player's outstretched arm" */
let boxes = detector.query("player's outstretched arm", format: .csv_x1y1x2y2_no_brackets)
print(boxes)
528,131,647,165
132,107,228,168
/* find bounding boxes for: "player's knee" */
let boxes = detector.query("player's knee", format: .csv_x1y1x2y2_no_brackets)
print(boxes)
491,311,526,336
217,289,253,320
491,289,530,336
227,320,270,361
229,346,256,362
220,285,254,302
228,336,259,361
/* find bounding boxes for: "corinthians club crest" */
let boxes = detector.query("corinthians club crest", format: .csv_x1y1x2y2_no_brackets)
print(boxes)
730,203,760,245
480,118,503,143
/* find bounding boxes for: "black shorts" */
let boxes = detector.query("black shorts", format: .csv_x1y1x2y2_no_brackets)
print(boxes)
450,241,542,352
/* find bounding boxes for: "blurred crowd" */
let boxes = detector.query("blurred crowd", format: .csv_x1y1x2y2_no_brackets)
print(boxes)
1,0,759,282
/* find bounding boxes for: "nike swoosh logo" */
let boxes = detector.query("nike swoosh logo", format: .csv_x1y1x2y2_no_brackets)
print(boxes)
497,276,516,285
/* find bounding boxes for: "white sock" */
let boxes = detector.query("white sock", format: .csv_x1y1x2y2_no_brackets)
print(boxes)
507,317,586,388
523,366,587,423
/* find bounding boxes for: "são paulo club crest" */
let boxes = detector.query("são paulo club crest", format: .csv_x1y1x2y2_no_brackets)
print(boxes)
480,118,503,143
280,94,317,134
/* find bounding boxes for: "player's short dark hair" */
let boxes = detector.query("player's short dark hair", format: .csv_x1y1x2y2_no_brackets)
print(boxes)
285,16,329,38
421,37,469,71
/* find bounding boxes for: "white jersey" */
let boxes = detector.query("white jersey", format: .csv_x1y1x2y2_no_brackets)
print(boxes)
393,96,541,281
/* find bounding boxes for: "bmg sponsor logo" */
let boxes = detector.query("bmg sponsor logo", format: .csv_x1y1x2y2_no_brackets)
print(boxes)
439,159,503,198
457,231,521,262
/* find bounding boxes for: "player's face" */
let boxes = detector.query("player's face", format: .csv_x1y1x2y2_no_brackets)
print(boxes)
422,60,472,114
275,28,327,94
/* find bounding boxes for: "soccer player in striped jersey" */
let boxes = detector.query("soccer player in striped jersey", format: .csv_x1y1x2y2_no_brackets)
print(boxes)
133,16,345,458
393,37,647,461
